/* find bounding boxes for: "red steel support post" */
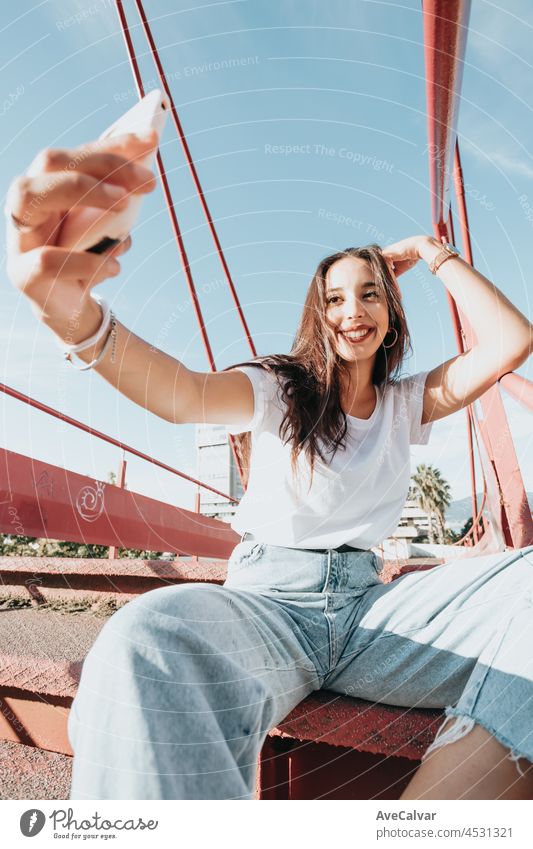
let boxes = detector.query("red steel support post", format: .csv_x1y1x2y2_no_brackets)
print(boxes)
423,0,533,547
113,0,248,489
108,456,127,559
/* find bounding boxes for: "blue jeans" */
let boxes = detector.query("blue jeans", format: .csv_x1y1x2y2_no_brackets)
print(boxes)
68,541,533,799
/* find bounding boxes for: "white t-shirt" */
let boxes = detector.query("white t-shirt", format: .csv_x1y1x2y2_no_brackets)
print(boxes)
225,365,433,550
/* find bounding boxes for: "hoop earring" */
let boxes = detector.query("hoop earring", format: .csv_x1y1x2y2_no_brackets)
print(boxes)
383,327,399,349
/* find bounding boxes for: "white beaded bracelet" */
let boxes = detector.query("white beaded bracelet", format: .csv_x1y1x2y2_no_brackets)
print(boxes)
64,315,117,371
62,294,111,355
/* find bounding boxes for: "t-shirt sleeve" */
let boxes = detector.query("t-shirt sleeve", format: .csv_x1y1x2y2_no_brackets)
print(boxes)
224,365,274,435
400,370,434,445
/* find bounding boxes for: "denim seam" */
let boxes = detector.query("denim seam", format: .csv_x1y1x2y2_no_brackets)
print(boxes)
322,550,337,671
227,601,318,675
321,550,332,593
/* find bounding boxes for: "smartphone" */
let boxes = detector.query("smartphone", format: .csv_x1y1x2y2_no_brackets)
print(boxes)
57,89,169,254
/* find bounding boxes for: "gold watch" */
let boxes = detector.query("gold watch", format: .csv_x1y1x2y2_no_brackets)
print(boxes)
429,242,460,275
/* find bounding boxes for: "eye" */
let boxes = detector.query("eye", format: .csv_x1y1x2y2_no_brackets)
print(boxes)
326,290,379,305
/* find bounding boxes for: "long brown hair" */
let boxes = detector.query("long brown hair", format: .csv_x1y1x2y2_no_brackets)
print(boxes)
224,245,411,488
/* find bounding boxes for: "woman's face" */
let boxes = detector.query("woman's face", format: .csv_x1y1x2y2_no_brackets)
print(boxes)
324,256,391,365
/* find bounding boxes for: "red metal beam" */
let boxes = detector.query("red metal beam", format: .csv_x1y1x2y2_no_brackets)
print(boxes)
448,208,479,541
423,0,471,237
423,2,479,539
113,0,216,371
499,371,533,413
423,1,533,547
452,151,533,546
108,455,127,559
0,448,239,558
132,0,258,359
0,382,237,504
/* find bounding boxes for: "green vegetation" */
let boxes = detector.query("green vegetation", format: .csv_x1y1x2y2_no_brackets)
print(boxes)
0,534,172,559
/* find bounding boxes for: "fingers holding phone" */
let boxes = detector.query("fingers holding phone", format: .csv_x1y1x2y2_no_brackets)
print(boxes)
5,91,166,346
5,132,157,253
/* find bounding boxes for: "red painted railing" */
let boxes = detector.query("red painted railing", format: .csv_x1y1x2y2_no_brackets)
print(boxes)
0,447,238,558
0,382,237,504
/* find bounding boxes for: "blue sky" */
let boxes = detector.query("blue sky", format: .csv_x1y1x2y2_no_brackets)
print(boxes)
1,0,532,512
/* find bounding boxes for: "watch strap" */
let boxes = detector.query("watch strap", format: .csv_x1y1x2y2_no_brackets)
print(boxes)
430,244,459,275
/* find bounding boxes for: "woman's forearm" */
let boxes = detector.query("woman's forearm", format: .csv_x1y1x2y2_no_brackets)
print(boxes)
418,235,533,366
74,306,196,424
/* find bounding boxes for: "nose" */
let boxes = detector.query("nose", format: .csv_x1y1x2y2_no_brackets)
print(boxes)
343,294,368,319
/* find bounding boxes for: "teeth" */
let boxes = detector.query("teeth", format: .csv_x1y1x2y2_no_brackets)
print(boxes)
343,328,372,340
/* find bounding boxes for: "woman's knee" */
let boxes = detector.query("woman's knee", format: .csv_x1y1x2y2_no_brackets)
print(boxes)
68,583,271,778
79,582,225,685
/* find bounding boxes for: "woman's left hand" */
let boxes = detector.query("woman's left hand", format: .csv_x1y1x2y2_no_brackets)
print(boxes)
382,235,429,277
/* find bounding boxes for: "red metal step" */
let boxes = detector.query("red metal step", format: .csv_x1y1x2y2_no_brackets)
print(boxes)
272,690,443,760
0,556,227,605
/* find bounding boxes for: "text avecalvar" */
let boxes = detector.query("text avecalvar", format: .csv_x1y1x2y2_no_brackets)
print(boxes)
376,811,437,821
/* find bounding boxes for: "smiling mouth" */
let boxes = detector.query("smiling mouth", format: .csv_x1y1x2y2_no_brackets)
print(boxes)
339,327,376,344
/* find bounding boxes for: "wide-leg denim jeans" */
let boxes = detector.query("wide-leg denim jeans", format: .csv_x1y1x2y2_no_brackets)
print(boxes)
68,541,533,799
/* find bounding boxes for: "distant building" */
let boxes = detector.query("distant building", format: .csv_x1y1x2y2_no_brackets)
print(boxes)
195,424,243,522
379,498,433,559
394,498,432,541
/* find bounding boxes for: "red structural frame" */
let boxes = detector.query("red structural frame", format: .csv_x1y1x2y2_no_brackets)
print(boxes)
0,382,237,504
0,447,238,558
423,0,533,548
113,0,259,489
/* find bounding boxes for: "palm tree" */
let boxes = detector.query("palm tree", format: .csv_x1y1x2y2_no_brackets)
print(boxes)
410,464,452,545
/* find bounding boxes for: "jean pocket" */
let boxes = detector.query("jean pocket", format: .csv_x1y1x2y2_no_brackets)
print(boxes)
230,541,266,569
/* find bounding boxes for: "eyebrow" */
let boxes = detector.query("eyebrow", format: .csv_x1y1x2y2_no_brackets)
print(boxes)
326,282,378,294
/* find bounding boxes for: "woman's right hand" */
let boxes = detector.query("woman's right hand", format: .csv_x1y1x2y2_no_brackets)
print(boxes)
5,131,158,344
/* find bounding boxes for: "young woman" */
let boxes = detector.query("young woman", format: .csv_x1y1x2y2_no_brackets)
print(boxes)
6,132,533,800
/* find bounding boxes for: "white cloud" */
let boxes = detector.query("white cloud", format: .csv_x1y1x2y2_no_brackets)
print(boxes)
460,135,533,181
